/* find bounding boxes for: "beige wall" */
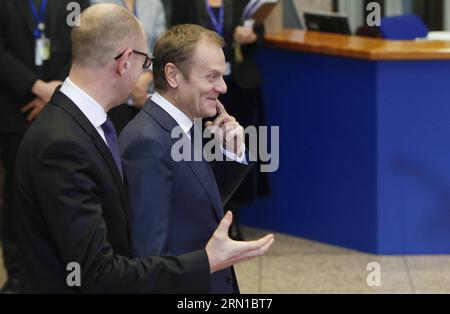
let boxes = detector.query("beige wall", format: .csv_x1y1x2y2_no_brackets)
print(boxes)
445,0,450,30
293,0,333,11
264,2,284,33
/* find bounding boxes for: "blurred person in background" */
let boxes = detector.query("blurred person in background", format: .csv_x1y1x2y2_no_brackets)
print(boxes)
0,0,90,293
160,0,173,27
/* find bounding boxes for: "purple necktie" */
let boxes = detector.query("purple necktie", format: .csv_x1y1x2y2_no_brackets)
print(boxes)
101,117,123,179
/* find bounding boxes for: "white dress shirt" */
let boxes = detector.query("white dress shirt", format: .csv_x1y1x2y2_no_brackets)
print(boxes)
151,92,246,163
59,78,109,145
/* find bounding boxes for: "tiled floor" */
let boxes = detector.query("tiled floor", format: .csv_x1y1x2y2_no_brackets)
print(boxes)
235,227,450,294
1,226,450,293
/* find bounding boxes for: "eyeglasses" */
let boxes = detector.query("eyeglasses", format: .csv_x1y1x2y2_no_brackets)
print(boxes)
114,49,153,69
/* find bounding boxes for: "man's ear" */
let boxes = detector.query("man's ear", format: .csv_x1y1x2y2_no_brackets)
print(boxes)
116,49,133,76
165,63,179,89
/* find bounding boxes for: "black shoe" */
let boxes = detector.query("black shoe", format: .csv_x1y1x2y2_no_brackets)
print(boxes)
0,277,20,294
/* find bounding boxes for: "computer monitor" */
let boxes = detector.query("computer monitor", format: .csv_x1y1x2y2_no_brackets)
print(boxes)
303,10,351,35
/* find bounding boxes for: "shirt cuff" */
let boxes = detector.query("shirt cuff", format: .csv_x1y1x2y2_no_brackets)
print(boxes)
126,97,135,106
220,143,247,164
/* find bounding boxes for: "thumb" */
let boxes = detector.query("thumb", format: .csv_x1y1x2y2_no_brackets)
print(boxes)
216,211,233,236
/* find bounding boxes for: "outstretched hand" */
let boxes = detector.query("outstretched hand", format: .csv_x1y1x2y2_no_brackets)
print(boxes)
206,211,274,273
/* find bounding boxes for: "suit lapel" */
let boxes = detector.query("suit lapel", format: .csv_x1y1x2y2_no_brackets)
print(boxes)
91,135,125,194
143,101,224,220
51,91,131,232
91,130,132,240
187,160,224,221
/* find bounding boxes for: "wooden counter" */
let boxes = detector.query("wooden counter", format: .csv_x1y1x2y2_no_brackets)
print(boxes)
242,28,450,254
264,29,450,60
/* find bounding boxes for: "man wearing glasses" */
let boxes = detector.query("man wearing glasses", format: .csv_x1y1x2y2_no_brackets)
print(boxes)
15,4,273,293
114,49,153,70
91,0,167,134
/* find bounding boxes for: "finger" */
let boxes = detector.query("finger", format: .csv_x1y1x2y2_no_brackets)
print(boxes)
259,237,275,253
221,122,234,135
222,122,239,132
21,101,37,113
26,110,37,122
204,121,213,128
214,211,233,237
26,112,33,122
231,234,274,259
215,101,226,115
213,114,234,128
224,127,243,143
239,234,274,256
246,234,274,248
244,238,275,259
222,121,238,128
205,124,223,138
228,236,274,267
224,128,237,143
212,114,227,127
27,106,41,122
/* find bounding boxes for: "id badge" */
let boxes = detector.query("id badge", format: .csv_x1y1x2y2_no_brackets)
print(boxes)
243,19,255,29
224,62,231,76
35,37,51,66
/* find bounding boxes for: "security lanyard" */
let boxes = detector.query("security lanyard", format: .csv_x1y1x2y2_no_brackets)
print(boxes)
28,0,48,39
205,1,224,36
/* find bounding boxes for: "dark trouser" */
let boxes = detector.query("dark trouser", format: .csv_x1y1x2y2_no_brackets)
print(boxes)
0,131,24,281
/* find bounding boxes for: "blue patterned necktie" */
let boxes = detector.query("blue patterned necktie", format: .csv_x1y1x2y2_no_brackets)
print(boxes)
101,117,123,179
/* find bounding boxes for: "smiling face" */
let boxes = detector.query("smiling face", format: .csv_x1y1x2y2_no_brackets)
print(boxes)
175,39,227,120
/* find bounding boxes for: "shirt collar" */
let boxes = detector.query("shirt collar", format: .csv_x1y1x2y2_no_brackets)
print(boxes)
151,91,193,135
59,77,108,129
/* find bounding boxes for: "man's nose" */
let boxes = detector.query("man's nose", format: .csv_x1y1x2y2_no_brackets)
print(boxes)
215,76,227,94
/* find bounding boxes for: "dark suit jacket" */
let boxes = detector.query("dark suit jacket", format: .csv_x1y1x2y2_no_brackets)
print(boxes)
15,91,211,293
119,100,252,293
0,0,89,133
170,0,265,90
